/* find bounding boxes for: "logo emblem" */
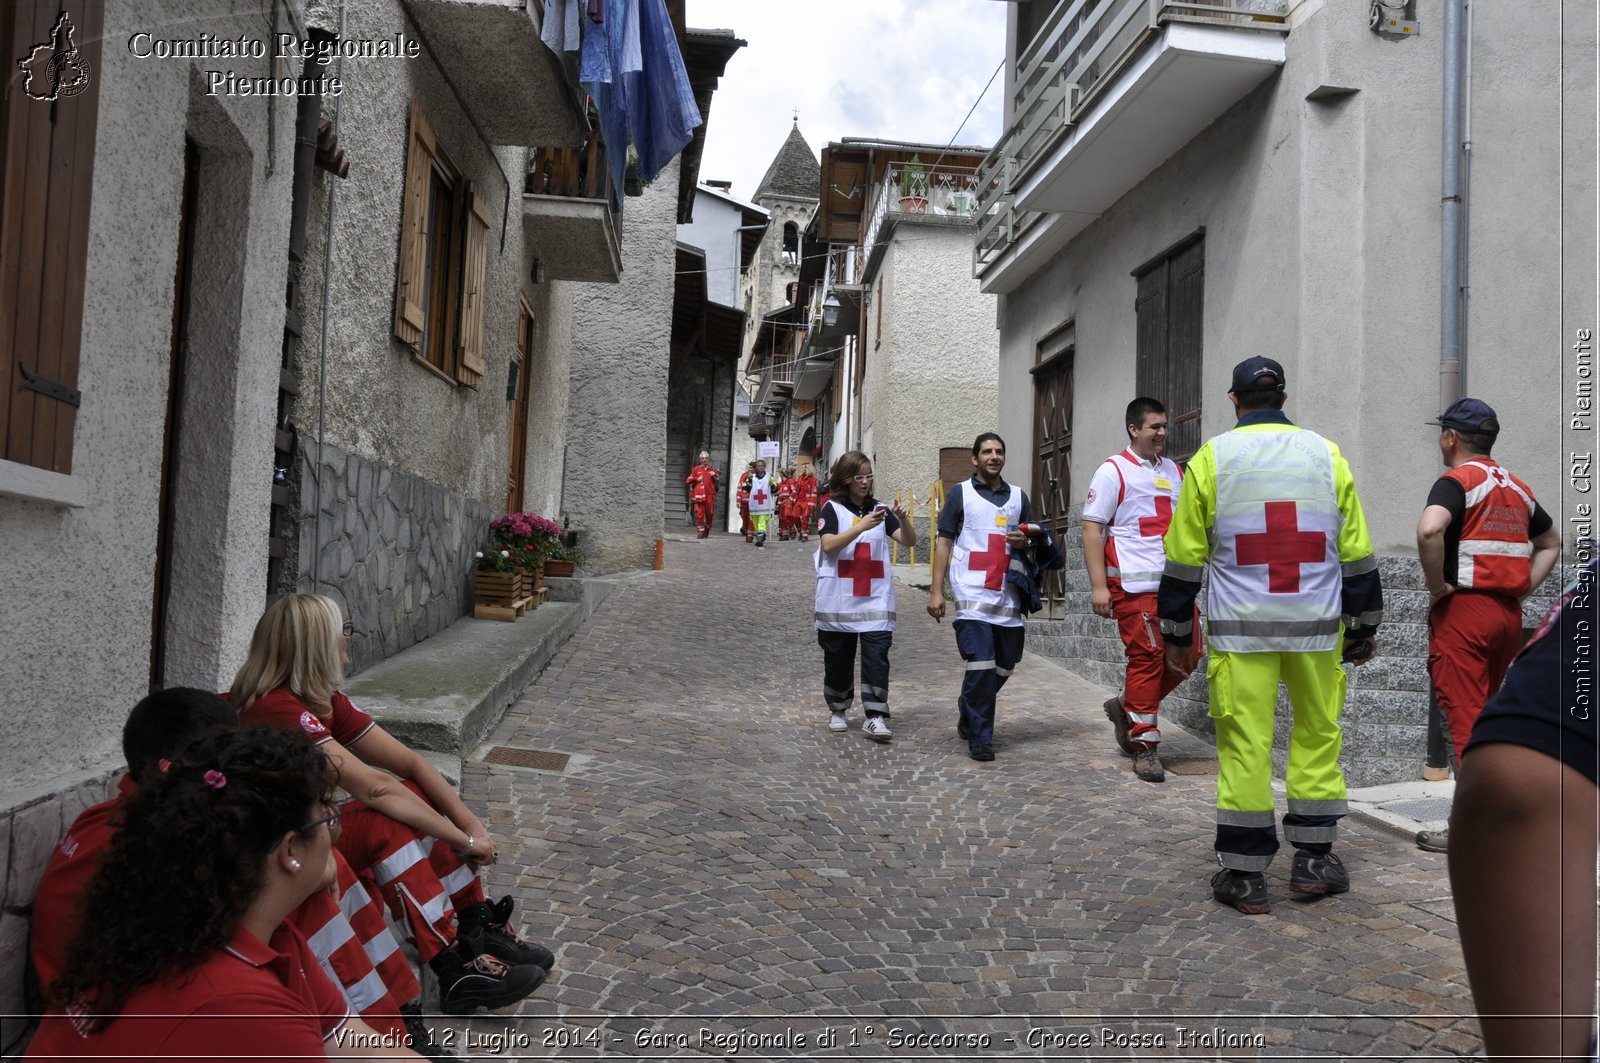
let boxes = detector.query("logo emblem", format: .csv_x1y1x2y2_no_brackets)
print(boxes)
17,12,91,102
1086,488,1097,503
298,710,328,736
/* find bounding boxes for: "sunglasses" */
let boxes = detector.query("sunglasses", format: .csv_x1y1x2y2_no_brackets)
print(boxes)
295,804,342,836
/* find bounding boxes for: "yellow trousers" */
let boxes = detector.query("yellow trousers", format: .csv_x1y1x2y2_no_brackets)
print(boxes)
1206,646,1349,870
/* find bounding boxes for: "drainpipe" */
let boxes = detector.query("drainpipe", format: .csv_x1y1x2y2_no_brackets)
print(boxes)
312,0,349,590
1439,0,1466,414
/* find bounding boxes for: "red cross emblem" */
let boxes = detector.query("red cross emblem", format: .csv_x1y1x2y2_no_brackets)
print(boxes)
836,542,885,596
751,488,768,505
1487,467,1508,487
1235,501,1327,593
968,532,1011,590
1138,495,1174,538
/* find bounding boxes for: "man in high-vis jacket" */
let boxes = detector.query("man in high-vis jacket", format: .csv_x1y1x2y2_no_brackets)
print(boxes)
1082,396,1197,783
1413,398,1561,853
1157,357,1383,914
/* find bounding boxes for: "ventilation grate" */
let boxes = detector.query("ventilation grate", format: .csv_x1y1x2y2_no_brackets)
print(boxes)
1162,756,1219,776
483,747,570,773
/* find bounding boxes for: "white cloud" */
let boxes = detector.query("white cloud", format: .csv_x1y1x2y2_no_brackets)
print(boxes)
688,0,1008,199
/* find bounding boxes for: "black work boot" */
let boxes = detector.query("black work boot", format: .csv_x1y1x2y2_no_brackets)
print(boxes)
1103,695,1133,755
399,1002,464,1060
1289,849,1350,895
456,895,556,971
1211,868,1271,914
429,927,544,1014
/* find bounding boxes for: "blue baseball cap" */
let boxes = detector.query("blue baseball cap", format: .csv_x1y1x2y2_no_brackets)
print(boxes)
1229,357,1286,393
1427,397,1500,435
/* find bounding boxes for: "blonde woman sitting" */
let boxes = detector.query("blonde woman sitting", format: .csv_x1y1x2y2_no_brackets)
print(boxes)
229,594,554,1014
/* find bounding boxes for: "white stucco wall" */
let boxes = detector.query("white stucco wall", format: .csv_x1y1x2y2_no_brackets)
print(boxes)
566,158,682,572
0,1,296,799
678,190,744,308
995,3,1593,552
866,220,999,509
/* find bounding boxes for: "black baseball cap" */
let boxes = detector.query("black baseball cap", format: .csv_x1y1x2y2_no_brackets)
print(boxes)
1427,397,1500,435
1229,357,1286,393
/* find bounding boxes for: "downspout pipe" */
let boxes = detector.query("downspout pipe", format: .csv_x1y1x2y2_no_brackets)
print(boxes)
313,0,350,590
286,27,334,264
1439,0,1466,413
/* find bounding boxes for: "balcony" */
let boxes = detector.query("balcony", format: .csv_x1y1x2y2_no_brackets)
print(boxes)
975,0,1289,293
403,0,585,146
522,130,623,283
860,160,983,279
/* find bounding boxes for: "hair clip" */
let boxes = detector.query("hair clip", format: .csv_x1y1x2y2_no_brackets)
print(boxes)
203,770,227,790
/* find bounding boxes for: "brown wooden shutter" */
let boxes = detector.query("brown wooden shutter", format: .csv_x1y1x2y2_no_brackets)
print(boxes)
1,0,101,475
454,185,490,387
393,101,436,349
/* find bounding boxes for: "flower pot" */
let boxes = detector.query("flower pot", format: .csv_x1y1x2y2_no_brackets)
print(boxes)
544,559,576,578
474,570,524,605
899,195,928,214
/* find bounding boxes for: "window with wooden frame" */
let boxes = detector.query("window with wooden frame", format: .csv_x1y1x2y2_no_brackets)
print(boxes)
394,101,490,388
1133,231,1204,463
1,1,103,476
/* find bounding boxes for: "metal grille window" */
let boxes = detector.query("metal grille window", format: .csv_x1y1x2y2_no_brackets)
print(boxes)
1133,232,1204,463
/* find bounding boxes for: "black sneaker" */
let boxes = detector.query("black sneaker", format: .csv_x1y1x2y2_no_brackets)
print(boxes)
1103,695,1133,755
431,930,545,1014
1211,868,1271,914
400,1002,465,1060
1289,850,1349,895
457,897,556,971
969,744,995,762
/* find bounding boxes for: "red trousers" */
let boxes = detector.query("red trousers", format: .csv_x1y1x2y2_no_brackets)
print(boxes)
335,782,485,964
1429,590,1522,760
285,850,416,1038
738,501,751,537
1112,588,1190,746
692,496,714,531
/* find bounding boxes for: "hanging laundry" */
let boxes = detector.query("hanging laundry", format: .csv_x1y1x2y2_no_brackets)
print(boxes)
588,0,604,24
540,0,582,55
580,0,701,194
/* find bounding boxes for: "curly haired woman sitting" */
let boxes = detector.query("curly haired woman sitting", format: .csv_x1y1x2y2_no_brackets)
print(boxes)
27,728,416,1059
229,594,552,1013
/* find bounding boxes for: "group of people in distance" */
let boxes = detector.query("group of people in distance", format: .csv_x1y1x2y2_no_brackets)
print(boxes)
26,595,554,1060
722,456,819,546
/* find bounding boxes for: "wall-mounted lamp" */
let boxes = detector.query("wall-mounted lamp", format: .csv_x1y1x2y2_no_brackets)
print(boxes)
822,293,841,329
530,258,547,284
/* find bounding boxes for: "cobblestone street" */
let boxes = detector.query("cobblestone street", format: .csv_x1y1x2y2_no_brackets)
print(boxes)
458,532,1480,1060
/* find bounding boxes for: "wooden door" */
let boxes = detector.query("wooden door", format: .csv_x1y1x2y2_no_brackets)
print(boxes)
1031,340,1074,618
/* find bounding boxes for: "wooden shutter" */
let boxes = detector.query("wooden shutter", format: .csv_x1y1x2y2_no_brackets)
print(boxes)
1,0,101,475
455,185,490,387
393,101,435,348
1167,239,1205,462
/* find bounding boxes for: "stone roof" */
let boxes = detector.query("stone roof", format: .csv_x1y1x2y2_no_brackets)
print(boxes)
755,123,820,203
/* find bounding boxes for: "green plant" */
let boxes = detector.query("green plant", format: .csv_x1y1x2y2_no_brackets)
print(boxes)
548,542,586,565
899,155,929,199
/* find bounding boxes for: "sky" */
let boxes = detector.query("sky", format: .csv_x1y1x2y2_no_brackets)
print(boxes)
687,0,1009,201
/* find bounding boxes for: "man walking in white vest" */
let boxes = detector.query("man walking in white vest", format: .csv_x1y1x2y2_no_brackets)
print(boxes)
747,459,776,548
1083,397,1197,783
1158,358,1383,914
928,433,1034,762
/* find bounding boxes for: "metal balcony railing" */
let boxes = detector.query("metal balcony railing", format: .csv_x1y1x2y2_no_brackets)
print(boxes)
862,160,984,266
974,0,1288,275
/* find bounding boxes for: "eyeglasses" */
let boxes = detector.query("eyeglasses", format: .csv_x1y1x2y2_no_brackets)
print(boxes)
850,474,875,484
296,804,342,836
341,620,355,637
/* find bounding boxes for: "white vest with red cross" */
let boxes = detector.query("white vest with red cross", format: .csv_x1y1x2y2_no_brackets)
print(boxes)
1208,429,1343,653
952,482,1024,628
814,501,895,631
747,473,775,515
1102,450,1184,595
1446,459,1537,597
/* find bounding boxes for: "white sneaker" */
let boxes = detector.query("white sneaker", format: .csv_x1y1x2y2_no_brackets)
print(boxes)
828,713,849,733
862,716,893,742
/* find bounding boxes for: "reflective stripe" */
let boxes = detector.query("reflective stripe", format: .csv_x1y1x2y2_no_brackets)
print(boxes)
440,862,477,897
863,685,888,700
1217,852,1274,872
995,666,1013,677
1285,799,1348,816
339,880,374,921
342,968,390,1013
371,839,431,887
965,659,996,671
1459,539,1533,558
1283,825,1339,843
307,915,357,960
363,928,401,968
1340,554,1378,577
1341,610,1383,629
1127,711,1158,726
1161,617,1193,637
1111,568,1165,585
1163,559,1204,582
952,599,1022,619
1216,808,1275,827
814,610,896,624
823,684,851,700
395,883,452,942
1208,618,1341,638
1137,726,1162,742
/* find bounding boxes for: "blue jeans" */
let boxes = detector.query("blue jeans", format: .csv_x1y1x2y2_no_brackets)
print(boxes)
954,620,1024,749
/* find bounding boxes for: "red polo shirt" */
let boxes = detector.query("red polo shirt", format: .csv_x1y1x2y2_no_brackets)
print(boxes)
237,688,375,748
30,775,138,994
25,922,350,1060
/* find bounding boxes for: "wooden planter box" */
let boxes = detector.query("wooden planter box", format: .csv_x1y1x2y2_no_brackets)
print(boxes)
543,559,575,578
473,570,532,621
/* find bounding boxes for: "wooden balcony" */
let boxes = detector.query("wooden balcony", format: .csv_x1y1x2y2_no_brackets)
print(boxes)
522,130,623,284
